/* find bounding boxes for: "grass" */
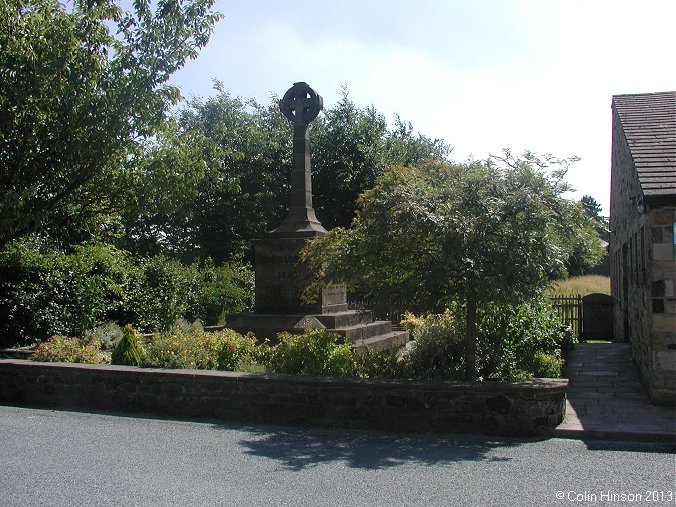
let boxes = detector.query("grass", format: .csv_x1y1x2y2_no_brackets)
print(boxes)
549,275,610,296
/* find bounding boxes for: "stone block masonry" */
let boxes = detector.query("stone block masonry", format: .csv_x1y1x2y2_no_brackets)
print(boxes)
0,360,567,437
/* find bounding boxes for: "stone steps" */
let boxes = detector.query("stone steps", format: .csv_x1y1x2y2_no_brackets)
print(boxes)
351,330,410,352
318,310,410,351
332,320,393,341
227,310,409,352
314,310,372,328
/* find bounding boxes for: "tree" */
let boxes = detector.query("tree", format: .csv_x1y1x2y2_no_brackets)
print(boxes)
115,117,232,260
580,194,609,241
302,153,602,380
121,86,451,262
137,87,294,262
0,0,222,247
559,201,606,276
580,195,603,221
311,88,451,229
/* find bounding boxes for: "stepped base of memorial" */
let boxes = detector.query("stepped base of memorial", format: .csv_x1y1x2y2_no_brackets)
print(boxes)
226,309,409,352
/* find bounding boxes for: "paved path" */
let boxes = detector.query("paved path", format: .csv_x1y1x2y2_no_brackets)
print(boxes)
554,343,675,441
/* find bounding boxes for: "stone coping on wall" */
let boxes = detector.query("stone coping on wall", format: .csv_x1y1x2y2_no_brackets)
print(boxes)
0,360,567,437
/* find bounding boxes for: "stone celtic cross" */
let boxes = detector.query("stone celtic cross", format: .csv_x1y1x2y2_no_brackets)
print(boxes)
271,82,327,237
279,81,323,126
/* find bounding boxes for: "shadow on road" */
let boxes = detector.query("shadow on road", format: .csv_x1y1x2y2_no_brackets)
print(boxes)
581,439,675,454
235,425,536,471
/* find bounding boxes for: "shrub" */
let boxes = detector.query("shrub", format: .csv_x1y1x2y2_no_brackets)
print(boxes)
0,239,131,346
0,238,255,345
530,351,563,378
400,311,426,333
215,330,257,371
31,336,104,364
400,308,466,380
233,356,268,373
168,318,204,336
478,300,569,380
267,329,356,376
143,329,219,370
398,299,568,381
83,322,124,351
122,256,255,333
111,325,146,366
188,260,255,326
353,346,404,379
142,327,253,371
122,255,197,333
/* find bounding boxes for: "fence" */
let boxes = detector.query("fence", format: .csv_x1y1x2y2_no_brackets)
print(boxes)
352,295,587,338
348,300,407,325
550,294,583,337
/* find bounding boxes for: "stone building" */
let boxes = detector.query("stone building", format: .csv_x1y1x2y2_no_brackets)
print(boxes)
609,91,675,405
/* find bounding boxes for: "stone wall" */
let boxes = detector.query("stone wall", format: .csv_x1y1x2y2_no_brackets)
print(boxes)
645,208,676,404
610,107,676,405
0,360,567,436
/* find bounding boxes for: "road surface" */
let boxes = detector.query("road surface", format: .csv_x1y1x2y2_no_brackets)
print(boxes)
0,405,674,506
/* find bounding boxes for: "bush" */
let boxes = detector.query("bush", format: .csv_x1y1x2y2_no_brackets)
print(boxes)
215,330,258,371
142,327,254,371
120,255,255,333
122,255,197,333
478,300,569,380
31,336,104,364
83,322,124,351
530,351,563,378
398,299,568,381
267,329,356,376
189,260,255,326
353,347,404,378
0,239,132,346
143,329,219,370
111,325,146,366
399,309,466,380
0,238,255,345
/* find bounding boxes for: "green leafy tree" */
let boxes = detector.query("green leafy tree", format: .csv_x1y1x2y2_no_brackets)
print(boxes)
130,86,451,261
580,195,603,221
116,86,292,262
580,194,609,242
303,152,601,380
311,88,451,229
173,87,293,262
115,118,230,259
0,0,222,247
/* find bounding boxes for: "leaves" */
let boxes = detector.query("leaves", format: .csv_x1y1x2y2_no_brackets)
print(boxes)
0,0,222,246
304,154,603,311
116,86,452,262
0,240,254,345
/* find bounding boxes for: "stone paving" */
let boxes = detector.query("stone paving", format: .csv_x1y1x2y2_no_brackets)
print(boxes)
554,342,676,441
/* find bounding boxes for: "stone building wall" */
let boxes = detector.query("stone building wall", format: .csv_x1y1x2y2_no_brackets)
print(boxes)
610,107,676,405
646,208,676,404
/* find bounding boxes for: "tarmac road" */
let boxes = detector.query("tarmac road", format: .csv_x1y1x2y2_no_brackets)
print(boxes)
0,405,674,507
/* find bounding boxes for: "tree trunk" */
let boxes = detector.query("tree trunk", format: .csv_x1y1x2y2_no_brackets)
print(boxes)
465,290,477,381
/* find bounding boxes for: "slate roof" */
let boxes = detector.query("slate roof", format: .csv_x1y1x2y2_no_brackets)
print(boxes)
612,91,676,199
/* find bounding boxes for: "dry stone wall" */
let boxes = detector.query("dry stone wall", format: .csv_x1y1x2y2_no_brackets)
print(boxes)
0,360,567,436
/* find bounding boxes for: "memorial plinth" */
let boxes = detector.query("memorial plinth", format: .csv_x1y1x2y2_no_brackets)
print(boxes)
227,82,407,350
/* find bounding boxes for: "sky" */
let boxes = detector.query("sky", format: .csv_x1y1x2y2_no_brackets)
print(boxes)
163,0,676,216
